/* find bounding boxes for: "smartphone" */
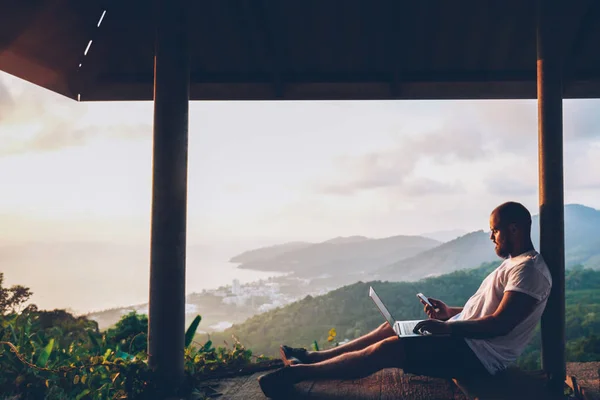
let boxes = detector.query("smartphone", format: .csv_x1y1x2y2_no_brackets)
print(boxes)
417,293,440,312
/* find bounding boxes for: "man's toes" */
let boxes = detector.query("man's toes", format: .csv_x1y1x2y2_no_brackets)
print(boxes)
281,345,309,364
280,345,301,366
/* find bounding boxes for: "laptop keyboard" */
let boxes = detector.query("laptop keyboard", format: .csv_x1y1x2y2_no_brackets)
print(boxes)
398,320,421,336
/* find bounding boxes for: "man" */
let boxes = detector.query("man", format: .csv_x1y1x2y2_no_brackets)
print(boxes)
258,202,553,398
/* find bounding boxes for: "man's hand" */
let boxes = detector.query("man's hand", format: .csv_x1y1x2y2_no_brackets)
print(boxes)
413,319,451,336
420,297,451,320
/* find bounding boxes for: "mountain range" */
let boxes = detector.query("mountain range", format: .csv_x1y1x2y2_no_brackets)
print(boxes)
230,241,313,264
232,204,600,282
420,229,468,242
374,230,496,281
234,234,441,278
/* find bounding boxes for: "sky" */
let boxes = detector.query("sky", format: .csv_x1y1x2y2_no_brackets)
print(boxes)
1,71,600,311
1,70,599,246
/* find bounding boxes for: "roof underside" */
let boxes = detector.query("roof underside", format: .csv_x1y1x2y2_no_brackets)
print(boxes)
1,0,600,101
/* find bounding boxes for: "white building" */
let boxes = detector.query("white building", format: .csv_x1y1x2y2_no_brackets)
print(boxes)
232,279,241,295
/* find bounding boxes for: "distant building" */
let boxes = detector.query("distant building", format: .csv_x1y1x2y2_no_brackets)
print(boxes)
232,279,241,295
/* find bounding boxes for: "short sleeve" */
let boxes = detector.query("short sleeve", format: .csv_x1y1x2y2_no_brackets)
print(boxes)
504,261,551,302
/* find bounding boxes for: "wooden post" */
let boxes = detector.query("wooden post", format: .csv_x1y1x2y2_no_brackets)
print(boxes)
148,0,189,395
537,0,565,391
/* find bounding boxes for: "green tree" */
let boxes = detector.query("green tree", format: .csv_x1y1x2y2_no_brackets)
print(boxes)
0,272,32,315
567,334,600,362
105,311,148,354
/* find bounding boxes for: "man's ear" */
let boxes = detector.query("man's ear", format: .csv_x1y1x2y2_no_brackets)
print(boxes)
509,223,518,234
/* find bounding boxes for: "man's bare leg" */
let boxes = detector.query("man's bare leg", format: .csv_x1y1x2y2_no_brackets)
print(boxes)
281,322,395,364
261,336,404,397
292,336,403,380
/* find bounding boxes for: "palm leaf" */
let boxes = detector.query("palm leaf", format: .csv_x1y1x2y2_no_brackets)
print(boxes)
185,315,202,348
75,389,91,400
36,338,54,367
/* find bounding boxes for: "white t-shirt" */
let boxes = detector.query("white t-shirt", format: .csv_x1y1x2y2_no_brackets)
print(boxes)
449,250,552,375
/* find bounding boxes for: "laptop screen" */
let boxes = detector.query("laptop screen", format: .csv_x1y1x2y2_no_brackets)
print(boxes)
369,286,396,328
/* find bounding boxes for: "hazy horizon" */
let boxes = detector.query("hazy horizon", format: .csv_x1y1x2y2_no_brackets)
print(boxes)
1,69,599,313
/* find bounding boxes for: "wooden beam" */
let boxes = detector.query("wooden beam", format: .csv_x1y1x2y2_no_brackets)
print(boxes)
537,0,566,393
240,0,285,98
97,68,600,85
147,0,189,395
258,0,286,99
0,1,45,50
79,77,600,102
70,1,115,100
454,369,564,400
563,0,600,93
386,0,405,98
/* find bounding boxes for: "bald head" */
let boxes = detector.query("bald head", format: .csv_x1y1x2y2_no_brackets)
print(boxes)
492,202,532,232
489,202,534,258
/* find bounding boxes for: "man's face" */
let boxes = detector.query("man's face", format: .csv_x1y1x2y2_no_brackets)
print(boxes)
489,212,512,259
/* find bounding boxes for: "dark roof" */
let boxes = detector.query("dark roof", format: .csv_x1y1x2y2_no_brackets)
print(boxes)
1,0,600,101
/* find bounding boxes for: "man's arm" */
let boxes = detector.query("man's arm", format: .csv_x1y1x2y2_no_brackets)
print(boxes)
447,291,537,338
423,299,463,321
446,307,463,319
414,291,537,338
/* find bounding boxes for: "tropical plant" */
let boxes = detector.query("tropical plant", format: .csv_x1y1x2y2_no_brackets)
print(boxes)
105,311,148,355
0,309,264,399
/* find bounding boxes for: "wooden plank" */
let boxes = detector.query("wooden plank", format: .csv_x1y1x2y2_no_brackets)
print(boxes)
454,369,565,400
380,368,406,400
200,373,254,398
580,385,600,400
223,372,316,399
226,372,270,400
567,362,600,400
380,369,465,400
307,370,381,399
198,363,600,400
217,368,462,399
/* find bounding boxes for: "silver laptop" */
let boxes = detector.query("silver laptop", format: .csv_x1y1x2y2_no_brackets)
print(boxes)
369,286,425,337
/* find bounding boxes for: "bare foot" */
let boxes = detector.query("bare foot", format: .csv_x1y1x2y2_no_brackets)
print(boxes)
280,345,312,366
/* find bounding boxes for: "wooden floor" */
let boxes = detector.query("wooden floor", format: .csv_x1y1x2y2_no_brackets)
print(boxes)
195,362,600,399
199,368,467,399
567,362,600,400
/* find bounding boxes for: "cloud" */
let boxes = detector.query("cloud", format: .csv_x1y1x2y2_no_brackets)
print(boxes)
315,100,600,198
485,176,537,197
29,123,88,151
313,112,487,196
0,73,151,156
565,101,600,140
402,178,465,197
0,77,15,118
474,100,600,151
223,183,250,193
0,123,151,157
316,150,416,194
483,140,600,198
565,143,600,190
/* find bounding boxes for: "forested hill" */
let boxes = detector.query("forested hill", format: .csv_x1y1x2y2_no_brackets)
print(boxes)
210,263,600,368
211,262,499,356
375,230,495,281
